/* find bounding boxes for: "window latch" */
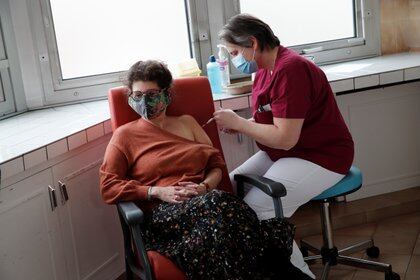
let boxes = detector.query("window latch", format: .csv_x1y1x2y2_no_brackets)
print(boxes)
302,46,323,54
347,38,365,46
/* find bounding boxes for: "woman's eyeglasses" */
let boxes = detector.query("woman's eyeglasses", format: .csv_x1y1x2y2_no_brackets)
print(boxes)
130,89,162,100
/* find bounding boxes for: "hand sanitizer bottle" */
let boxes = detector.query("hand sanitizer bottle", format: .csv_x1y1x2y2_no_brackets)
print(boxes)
207,55,222,94
217,44,230,90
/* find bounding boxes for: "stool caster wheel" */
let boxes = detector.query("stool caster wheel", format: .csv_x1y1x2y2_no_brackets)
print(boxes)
300,246,309,258
366,246,380,258
385,271,400,280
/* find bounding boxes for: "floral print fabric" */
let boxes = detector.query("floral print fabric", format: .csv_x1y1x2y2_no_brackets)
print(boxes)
142,190,296,280
128,90,171,119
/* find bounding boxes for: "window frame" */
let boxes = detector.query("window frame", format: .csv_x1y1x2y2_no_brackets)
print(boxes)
33,0,201,106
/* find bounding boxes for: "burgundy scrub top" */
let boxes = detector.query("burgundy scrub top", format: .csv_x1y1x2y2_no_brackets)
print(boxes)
251,45,354,175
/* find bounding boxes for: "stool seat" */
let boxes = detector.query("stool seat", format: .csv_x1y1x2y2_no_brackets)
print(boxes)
312,166,362,201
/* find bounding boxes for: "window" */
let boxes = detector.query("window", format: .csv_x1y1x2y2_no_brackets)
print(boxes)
31,0,380,106
221,0,380,69
37,0,194,105
239,0,355,47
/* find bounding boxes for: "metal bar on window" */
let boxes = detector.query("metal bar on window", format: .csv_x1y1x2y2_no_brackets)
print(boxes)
0,1,17,116
0,59,7,102
0,26,6,60
0,72,4,102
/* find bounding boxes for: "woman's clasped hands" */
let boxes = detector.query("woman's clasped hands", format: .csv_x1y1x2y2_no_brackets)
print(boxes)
150,181,207,203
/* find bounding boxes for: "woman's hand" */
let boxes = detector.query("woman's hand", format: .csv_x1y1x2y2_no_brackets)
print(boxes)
178,181,207,195
150,186,198,203
213,109,244,132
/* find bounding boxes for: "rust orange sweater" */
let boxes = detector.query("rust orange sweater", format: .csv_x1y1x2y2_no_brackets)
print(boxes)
99,118,226,211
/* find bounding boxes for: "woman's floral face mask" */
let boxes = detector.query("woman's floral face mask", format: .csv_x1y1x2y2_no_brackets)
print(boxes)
128,89,171,119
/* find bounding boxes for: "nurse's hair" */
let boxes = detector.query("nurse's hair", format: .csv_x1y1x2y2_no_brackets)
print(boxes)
125,60,173,91
219,14,280,51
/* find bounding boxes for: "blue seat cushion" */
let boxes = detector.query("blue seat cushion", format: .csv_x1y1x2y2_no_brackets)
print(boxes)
312,166,363,201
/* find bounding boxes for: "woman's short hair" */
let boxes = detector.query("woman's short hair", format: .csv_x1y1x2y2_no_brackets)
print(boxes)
125,60,173,91
219,14,280,51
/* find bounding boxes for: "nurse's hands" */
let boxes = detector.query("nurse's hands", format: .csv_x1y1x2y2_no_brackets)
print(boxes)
213,109,244,133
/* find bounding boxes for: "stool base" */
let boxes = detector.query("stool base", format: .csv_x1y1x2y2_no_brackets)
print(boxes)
300,201,400,280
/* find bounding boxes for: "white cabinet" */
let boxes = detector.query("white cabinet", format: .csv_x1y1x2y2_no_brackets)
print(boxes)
336,81,420,200
219,130,252,172
219,109,256,172
0,137,124,280
0,169,67,280
52,141,124,280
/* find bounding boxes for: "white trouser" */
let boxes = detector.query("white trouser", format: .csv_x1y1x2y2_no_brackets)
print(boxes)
230,151,345,279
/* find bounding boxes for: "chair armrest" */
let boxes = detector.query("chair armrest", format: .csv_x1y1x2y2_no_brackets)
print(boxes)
234,174,287,198
116,202,153,279
234,174,287,218
117,201,145,225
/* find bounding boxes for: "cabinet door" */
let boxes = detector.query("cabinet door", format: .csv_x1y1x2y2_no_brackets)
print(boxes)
52,141,124,280
219,109,255,172
219,131,252,172
336,82,420,200
0,169,67,280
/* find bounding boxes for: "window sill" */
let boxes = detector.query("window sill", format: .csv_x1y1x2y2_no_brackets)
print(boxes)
0,100,112,178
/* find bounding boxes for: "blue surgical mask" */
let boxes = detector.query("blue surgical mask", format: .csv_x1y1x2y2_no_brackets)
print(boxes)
231,48,258,74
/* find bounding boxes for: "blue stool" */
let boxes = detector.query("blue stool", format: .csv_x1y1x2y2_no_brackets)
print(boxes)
300,166,400,280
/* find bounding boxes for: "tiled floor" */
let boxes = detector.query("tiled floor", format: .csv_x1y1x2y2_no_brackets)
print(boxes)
290,187,420,238
117,211,420,280
303,211,420,280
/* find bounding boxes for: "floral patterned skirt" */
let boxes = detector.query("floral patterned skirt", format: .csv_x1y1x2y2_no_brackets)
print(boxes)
142,190,297,280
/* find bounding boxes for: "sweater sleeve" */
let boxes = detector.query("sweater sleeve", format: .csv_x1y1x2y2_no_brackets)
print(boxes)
99,143,150,204
206,148,227,171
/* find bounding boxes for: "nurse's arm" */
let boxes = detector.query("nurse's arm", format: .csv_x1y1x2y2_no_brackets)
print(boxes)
237,117,304,150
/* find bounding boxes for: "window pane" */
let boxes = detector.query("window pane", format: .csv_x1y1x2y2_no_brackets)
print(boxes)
239,0,355,47
49,0,191,80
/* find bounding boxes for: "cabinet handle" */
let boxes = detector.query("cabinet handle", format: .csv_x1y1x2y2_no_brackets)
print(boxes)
58,181,69,204
48,185,58,211
237,133,243,144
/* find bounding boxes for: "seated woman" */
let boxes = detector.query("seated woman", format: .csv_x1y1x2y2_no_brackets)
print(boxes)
99,60,310,280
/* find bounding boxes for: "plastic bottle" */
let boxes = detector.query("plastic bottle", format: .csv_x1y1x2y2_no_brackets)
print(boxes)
217,44,230,89
206,55,222,94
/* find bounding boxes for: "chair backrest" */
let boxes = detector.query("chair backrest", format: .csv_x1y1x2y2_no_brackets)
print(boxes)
107,76,232,192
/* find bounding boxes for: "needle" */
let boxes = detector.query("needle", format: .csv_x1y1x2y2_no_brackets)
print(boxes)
201,117,214,128
202,106,223,128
